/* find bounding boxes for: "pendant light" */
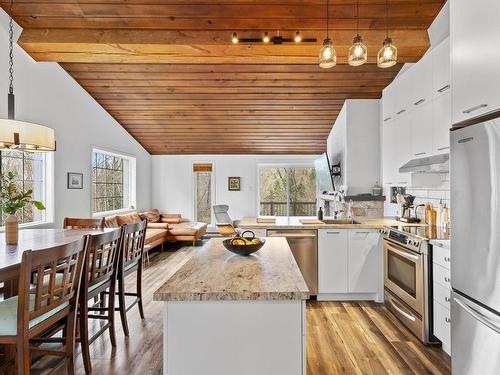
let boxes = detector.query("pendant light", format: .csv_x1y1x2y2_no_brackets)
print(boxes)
0,0,55,152
377,0,397,68
319,0,336,68
348,0,367,66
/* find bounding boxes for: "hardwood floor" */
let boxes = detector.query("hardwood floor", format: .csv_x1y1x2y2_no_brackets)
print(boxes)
30,243,450,375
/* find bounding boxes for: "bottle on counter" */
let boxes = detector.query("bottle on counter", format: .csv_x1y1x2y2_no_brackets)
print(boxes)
317,206,324,220
430,206,437,226
425,203,432,225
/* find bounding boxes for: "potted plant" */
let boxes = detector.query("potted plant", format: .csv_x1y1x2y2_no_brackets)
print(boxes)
1,171,45,245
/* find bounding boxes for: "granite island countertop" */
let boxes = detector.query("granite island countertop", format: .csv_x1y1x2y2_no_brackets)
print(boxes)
153,237,309,302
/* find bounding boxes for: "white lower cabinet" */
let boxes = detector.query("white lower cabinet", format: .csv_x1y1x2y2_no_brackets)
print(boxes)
347,230,380,293
318,229,381,299
431,241,452,355
318,229,348,293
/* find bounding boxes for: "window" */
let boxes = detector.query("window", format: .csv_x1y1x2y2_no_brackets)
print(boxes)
0,150,47,226
193,163,213,224
259,165,317,216
92,149,136,215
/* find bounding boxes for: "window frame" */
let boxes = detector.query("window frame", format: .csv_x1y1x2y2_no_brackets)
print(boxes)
91,147,136,218
257,163,317,217
0,150,54,230
192,161,216,226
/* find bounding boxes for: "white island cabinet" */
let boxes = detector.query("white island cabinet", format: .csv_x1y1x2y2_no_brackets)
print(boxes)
318,228,382,301
153,237,309,375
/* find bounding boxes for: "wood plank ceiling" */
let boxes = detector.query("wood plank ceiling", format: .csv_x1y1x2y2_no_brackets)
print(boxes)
1,0,446,154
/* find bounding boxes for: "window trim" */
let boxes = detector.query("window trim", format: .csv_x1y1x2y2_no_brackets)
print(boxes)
192,160,216,226
0,151,54,230
256,163,317,217
91,146,136,218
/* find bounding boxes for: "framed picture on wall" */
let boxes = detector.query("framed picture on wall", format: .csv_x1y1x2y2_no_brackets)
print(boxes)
228,177,240,191
67,172,83,189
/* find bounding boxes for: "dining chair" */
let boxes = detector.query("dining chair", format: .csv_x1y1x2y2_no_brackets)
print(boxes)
63,217,105,230
79,227,124,375
0,237,89,375
114,220,147,336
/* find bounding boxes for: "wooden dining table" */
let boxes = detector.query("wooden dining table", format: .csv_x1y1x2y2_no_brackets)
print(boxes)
0,228,116,297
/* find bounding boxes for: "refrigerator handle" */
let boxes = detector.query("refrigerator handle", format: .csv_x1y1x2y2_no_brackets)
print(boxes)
454,297,500,335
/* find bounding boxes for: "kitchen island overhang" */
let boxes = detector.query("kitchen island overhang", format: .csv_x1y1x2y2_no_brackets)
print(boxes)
154,237,309,375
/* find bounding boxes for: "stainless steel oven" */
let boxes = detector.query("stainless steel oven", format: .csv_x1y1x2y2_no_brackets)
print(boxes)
382,226,435,344
384,239,424,314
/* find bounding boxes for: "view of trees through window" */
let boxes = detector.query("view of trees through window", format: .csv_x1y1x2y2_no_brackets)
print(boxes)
259,166,317,216
92,152,126,213
0,150,45,226
195,172,212,224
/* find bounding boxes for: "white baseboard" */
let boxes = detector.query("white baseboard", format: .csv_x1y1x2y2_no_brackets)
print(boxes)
317,293,383,302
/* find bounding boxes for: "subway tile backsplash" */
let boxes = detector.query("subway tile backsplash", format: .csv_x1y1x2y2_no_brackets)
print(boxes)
383,173,450,220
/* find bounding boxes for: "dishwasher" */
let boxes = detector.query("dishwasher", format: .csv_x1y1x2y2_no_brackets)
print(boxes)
267,229,318,295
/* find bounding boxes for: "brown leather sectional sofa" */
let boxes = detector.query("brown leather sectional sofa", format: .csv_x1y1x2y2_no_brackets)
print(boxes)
104,209,207,248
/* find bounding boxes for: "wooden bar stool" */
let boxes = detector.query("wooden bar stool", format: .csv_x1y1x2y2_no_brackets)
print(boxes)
79,227,124,375
0,237,89,375
115,220,147,336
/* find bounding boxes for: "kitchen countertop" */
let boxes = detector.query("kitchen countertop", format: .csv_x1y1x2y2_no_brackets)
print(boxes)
238,216,424,230
153,237,309,302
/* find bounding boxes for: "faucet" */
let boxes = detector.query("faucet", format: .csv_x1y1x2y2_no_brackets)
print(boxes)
332,191,345,219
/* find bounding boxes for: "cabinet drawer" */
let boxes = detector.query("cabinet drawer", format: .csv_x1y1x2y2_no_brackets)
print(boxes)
433,301,451,352
433,245,451,270
252,229,267,238
433,263,451,289
433,281,451,310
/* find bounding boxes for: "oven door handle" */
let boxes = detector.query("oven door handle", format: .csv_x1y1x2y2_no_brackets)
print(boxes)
385,242,419,261
388,297,417,322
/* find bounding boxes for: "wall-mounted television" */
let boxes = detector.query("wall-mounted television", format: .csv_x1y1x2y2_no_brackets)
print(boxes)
314,153,335,193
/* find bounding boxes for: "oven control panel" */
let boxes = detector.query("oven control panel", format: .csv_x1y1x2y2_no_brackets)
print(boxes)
382,226,424,253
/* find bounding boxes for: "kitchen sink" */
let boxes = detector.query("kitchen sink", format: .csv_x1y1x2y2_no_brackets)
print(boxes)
322,219,361,225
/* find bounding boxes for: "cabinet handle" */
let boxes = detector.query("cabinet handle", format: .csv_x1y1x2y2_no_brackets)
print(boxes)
463,104,488,114
437,146,450,151
384,117,392,122
444,257,451,262
398,181,408,184
326,231,341,234
354,231,370,234
437,84,450,93
444,277,451,283
414,152,426,156
413,98,426,106
445,317,451,323
396,109,406,115
445,297,451,302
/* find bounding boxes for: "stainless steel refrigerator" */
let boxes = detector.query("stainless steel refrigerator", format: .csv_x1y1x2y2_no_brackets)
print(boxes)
451,116,500,374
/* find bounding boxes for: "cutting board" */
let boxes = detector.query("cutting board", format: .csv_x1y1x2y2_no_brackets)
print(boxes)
299,219,324,225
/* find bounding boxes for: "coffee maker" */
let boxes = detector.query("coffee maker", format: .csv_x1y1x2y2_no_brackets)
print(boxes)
396,194,422,223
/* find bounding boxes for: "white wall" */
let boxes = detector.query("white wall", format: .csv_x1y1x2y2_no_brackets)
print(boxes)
152,155,317,221
0,11,152,226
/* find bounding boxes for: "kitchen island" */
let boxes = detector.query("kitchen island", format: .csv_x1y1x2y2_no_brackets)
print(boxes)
153,237,309,375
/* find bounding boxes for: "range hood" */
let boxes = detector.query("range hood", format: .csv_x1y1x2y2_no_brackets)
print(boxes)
399,153,449,174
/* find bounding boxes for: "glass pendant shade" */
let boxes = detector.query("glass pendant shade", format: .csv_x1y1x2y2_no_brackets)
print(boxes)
377,37,397,68
319,37,337,68
0,118,56,152
348,35,368,66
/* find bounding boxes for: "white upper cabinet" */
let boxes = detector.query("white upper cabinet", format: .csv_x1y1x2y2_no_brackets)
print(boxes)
382,83,396,123
393,72,411,118
451,0,500,124
409,52,433,108
410,102,433,158
432,92,451,153
432,37,451,97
